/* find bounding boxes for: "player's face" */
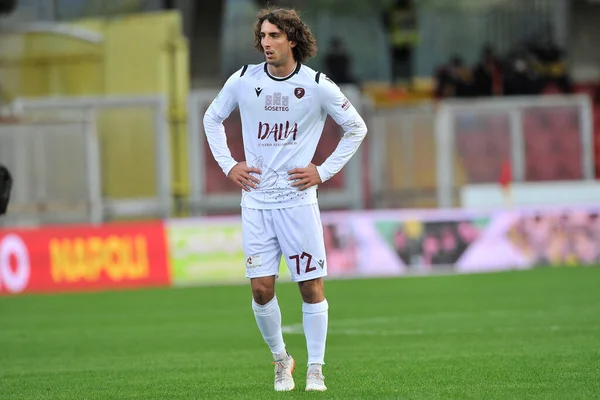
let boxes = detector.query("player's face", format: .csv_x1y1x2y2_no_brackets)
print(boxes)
260,20,296,67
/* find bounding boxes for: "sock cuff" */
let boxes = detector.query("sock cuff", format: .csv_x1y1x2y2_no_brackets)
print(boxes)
252,295,278,314
302,298,328,314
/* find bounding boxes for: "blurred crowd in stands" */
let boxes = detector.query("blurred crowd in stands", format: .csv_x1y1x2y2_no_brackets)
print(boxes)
434,40,575,99
319,0,600,110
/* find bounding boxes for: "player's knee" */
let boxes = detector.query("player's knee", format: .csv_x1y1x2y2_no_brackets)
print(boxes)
252,283,275,305
298,278,325,303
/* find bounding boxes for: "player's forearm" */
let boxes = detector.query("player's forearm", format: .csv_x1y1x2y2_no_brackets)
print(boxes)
317,117,367,183
203,110,238,177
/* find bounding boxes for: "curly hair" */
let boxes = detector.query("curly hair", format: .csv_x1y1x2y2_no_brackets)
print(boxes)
253,7,317,64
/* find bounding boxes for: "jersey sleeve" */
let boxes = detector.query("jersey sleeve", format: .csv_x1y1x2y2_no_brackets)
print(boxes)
202,69,242,177
316,75,368,183
317,74,358,126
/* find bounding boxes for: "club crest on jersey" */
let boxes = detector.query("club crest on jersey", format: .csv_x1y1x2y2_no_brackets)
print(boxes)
294,87,305,99
265,92,289,112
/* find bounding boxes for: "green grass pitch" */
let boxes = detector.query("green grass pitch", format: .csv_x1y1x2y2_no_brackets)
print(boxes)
1,267,599,399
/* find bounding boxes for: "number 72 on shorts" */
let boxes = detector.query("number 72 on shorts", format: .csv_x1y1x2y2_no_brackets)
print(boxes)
289,252,325,275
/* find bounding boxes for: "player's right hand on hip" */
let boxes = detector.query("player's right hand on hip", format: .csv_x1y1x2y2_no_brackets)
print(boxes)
228,161,261,191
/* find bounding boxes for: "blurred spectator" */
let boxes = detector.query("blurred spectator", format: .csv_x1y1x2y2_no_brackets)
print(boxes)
434,55,473,98
382,0,419,83
503,52,542,96
473,44,504,97
528,36,573,94
435,34,577,100
324,37,358,85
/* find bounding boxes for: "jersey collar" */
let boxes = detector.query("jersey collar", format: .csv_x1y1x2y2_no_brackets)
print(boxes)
264,62,301,81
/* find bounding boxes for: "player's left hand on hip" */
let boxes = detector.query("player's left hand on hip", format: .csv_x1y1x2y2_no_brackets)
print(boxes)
288,163,322,191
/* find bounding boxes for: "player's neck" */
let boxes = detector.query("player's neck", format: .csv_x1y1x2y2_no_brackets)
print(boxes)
267,60,298,78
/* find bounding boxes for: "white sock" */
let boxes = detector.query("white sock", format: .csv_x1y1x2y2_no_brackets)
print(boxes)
307,363,322,375
302,299,329,365
252,296,286,357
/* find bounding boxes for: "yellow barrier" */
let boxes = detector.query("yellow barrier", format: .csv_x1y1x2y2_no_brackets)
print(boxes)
0,12,190,215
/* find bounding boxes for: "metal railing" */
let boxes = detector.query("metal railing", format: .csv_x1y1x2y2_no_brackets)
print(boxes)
1,95,171,226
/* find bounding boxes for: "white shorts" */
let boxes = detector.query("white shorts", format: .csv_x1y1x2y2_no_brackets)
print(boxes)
242,203,328,282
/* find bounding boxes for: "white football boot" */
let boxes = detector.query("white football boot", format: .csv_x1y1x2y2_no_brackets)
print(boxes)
273,353,295,391
305,365,327,392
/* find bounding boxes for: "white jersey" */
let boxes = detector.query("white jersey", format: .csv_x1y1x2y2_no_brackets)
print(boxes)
203,62,367,209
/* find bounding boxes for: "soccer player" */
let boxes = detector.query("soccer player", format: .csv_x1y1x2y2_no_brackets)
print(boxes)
203,7,368,392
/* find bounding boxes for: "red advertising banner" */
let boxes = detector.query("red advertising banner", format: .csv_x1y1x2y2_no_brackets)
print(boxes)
0,222,171,295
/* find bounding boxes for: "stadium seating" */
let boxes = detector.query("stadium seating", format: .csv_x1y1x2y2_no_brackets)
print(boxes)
453,104,589,185
522,107,583,181
454,115,511,183
573,83,600,178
